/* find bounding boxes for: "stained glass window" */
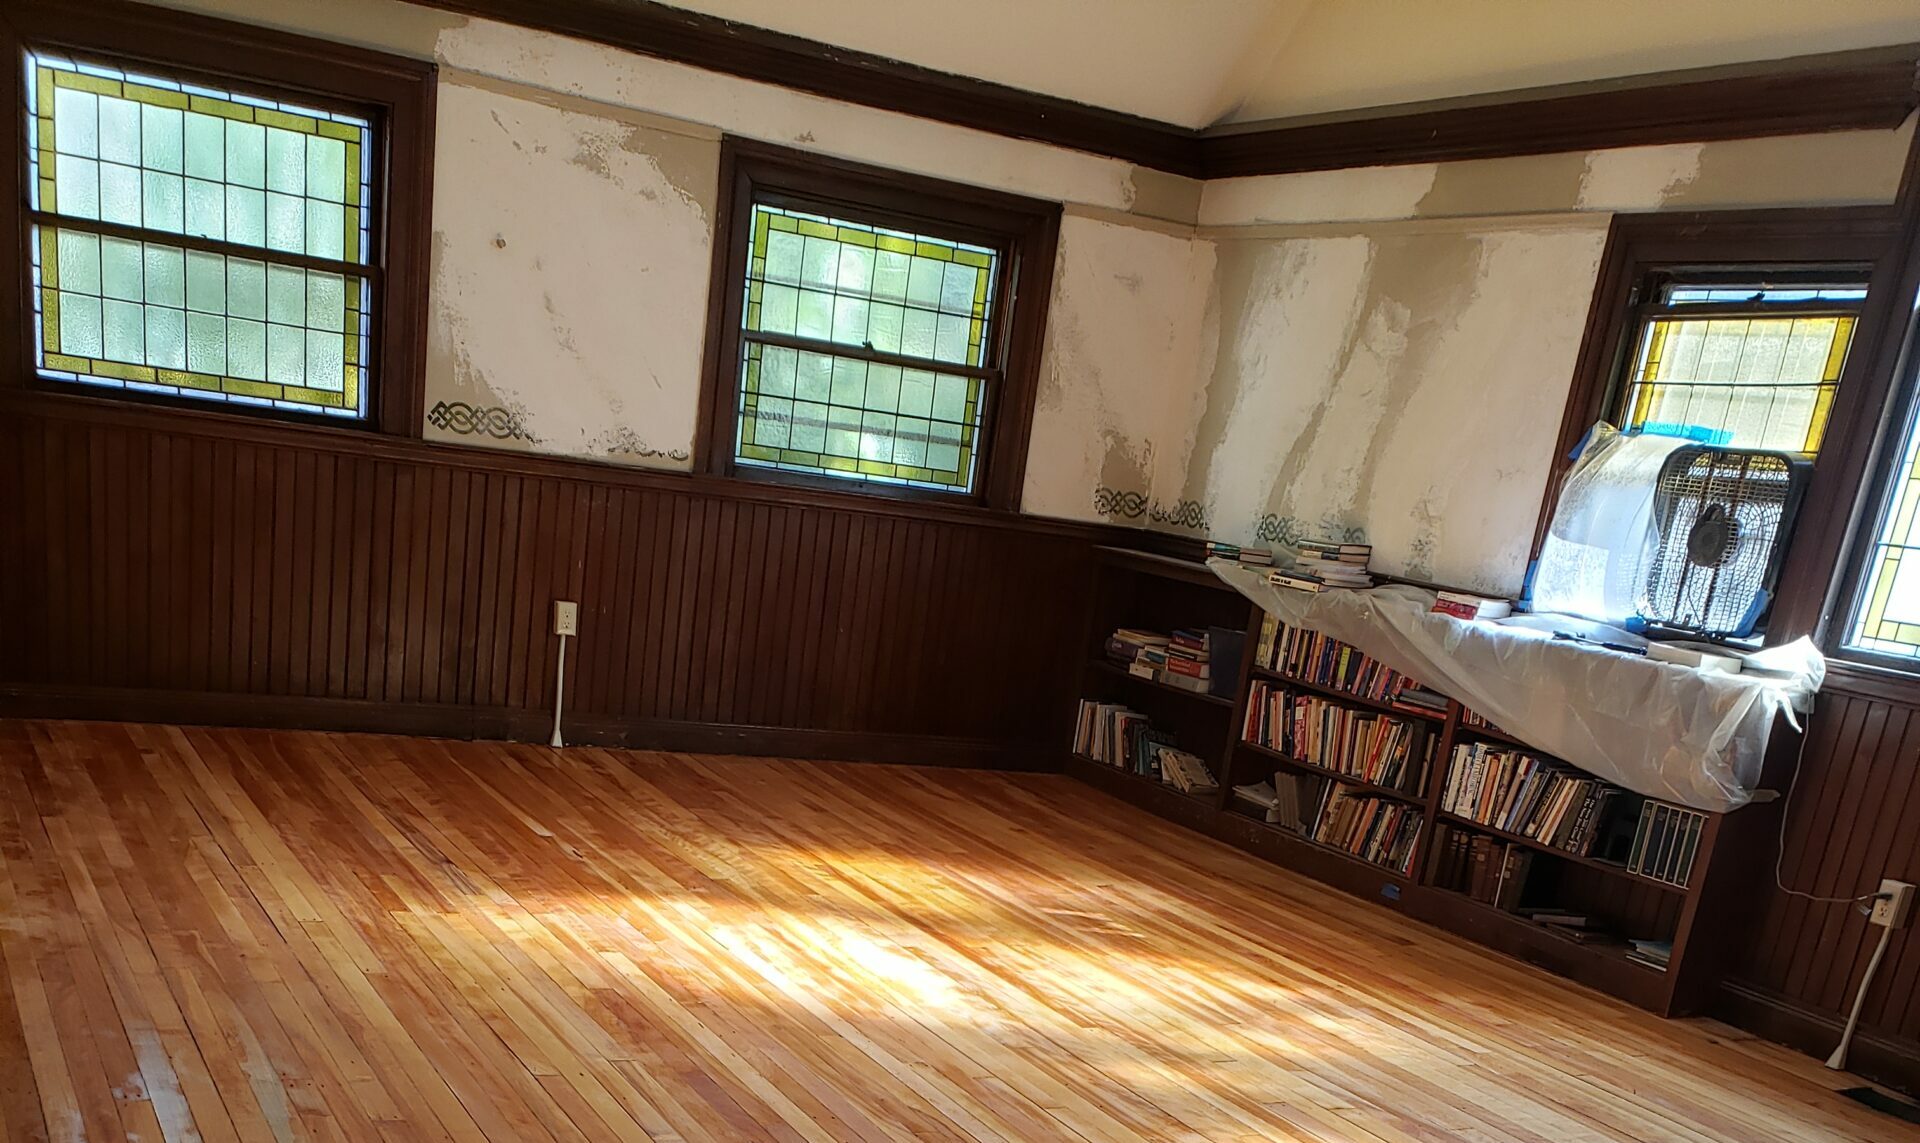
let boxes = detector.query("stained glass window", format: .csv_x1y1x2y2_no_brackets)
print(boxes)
1847,312,1920,660
1619,282,1865,456
25,50,375,419
732,203,999,494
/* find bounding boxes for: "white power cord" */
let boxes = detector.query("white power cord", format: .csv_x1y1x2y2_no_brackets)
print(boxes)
1774,711,1880,905
550,632,569,749
1829,921,1895,1071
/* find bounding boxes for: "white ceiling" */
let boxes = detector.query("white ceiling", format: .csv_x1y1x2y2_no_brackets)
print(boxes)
664,0,1920,130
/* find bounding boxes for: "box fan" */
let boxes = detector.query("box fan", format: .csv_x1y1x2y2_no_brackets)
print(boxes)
1635,445,1811,638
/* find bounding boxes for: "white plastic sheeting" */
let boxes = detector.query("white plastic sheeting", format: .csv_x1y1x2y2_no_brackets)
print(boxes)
1530,424,1690,625
1210,560,1825,812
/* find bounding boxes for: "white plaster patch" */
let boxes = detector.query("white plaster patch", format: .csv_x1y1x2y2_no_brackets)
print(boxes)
435,18,1139,212
425,81,714,468
1198,165,1440,227
1578,143,1704,212
1022,215,1216,522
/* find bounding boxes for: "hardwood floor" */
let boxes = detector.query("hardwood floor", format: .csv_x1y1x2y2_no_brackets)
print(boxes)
0,720,1907,1142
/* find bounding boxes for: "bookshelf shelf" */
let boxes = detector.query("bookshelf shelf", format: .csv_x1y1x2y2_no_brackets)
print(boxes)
1434,812,1684,890
1087,658,1236,709
1249,666,1445,722
1064,546,1745,1018
1236,739,1426,806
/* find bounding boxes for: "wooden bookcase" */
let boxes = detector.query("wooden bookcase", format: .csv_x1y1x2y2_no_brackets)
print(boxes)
1066,545,1763,1017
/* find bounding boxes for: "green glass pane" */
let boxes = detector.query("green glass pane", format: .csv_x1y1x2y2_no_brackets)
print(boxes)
267,322,304,384
100,163,140,226
103,298,143,361
265,129,304,195
266,264,305,325
226,186,265,246
759,344,796,397
306,330,345,391
795,289,832,340
790,401,827,451
58,292,102,356
872,250,910,303
140,104,183,174
265,192,303,253
765,230,802,284
307,200,344,259
933,313,970,363
860,412,896,461
795,351,832,402
184,112,224,180
100,237,142,302
759,283,798,334
306,136,345,202
144,245,184,308
867,303,904,354
226,121,265,189
187,312,225,374
54,155,100,219
928,441,960,472
864,364,901,413
307,271,345,331
939,263,976,315
905,258,943,306
755,397,792,448
931,373,967,421
228,318,266,380
146,306,186,369
800,236,837,289
57,231,101,295
900,310,936,358
830,296,868,345
142,171,184,233
835,245,873,293
184,178,224,239
894,417,930,466
829,357,866,406
227,260,265,320
98,97,140,166
898,370,934,418
53,88,98,158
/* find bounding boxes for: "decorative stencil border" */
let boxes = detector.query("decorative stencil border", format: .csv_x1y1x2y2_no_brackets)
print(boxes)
1149,498,1208,531
592,425,690,463
1093,486,1148,519
427,400,535,443
1254,514,1366,547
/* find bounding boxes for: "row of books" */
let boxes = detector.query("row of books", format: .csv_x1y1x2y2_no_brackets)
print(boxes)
1627,801,1706,888
1243,681,1431,793
1071,700,1218,793
1442,742,1619,858
1432,823,1531,911
1233,771,1327,833
1269,541,1375,593
1231,774,1423,875
1254,616,1448,716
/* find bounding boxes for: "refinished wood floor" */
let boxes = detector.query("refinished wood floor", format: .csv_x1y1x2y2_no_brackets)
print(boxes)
0,721,1908,1142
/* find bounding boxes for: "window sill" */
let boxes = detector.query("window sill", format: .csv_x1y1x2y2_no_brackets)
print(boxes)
1822,657,1920,705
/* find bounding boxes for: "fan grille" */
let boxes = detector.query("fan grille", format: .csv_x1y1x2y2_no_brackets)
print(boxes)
1636,447,1806,636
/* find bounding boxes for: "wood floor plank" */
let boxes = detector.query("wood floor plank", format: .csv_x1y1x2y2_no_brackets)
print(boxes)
0,720,1913,1143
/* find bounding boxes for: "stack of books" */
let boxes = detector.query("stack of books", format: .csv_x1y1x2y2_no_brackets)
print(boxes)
1105,626,1236,696
1442,743,1618,858
1312,787,1423,875
1160,629,1215,694
1626,801,1707,888
1519,908,1623,945
1255,617,1445,717
1432,823,1531,911
1158,748,1219,794
1270,541,1373,592
1243,681,1431,794
1205,541,1273,566
1073,700,1169,775
1106,627,1170,672
1627,939,1674,972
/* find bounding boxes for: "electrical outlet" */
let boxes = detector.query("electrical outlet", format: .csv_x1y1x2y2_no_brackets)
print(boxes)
1870,879,1915,928
553,600,578,637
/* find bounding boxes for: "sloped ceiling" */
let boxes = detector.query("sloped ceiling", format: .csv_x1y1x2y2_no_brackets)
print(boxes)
658,0,1920,129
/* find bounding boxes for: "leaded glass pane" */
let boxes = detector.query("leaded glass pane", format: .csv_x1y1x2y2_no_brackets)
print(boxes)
27,50,375,419
1622,313,1854,456
733,202,998,494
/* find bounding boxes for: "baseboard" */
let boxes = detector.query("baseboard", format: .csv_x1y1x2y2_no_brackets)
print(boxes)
0,684,1051,771
1715,979,1920,1094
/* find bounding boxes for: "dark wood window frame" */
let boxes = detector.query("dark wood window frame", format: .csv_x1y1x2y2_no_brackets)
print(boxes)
1534,207,1911,650
695,137,1061,512
0,0,437,437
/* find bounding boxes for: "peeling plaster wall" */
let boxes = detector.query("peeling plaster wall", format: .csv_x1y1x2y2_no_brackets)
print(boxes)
1023,213,1217,525
1179,222,1609,593
424,79,716,464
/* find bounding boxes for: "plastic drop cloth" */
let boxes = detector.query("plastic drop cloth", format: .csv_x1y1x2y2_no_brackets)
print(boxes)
1209,560,1825,812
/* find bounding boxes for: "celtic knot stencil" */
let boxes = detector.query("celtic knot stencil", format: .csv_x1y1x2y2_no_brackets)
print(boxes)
593,425,691,462
1093,486,1149,518
427,401,534,442
1149,499,1208,531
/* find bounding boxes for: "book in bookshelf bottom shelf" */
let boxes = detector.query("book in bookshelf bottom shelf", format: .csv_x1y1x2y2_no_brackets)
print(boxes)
1230,774,1421,877
1072,699,1220,796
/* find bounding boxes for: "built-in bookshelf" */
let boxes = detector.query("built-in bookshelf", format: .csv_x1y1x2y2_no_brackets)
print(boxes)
1065,546,1761,1018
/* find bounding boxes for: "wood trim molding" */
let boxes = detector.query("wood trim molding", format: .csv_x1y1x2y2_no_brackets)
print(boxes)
0,684,1056,770
1200,45,1920,179
406,0,1919,179
1714,979,1920,1095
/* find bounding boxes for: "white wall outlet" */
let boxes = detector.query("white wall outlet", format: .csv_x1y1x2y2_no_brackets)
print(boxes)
1870,879,1915,929
553,600,579,637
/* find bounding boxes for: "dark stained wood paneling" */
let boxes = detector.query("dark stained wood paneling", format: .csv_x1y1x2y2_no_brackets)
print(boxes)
0,399,1096,758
